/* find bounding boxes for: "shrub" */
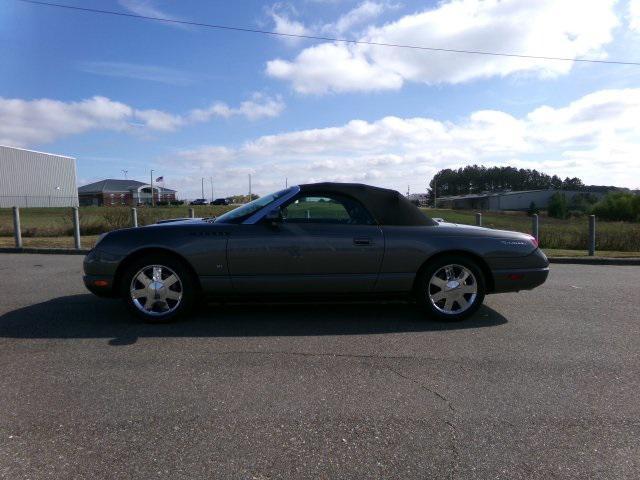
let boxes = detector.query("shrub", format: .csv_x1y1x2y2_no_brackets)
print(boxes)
101,208,132,230
591,192,640,222
547,193,569,219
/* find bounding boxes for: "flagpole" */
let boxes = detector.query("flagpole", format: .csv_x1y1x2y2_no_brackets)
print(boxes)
151,170,154,207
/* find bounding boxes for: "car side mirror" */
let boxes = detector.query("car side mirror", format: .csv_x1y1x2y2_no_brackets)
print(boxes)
264,208,282,226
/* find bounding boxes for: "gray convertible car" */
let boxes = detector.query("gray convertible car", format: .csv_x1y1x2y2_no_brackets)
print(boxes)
83,182,549,322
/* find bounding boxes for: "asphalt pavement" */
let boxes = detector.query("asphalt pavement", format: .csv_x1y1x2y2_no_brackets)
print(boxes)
0,254,638,479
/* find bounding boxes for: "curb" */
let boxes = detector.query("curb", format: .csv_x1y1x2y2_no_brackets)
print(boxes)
548,257,640,266
0,247,90,255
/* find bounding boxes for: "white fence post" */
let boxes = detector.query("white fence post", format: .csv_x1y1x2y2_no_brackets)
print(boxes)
72,207,81,250
588,215,596,256
532,214,539,241
13,206,22,248
131,207,138,227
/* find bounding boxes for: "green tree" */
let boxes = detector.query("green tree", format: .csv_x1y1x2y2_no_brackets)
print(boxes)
547,193,569,219
591,192,640,222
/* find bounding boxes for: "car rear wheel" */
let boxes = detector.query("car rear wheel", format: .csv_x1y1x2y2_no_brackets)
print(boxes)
121,254,196,323
416,255,485,321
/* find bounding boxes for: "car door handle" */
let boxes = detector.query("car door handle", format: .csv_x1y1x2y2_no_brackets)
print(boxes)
353,237,372,246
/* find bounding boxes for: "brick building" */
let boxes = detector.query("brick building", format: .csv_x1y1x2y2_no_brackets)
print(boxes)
78,179,177,206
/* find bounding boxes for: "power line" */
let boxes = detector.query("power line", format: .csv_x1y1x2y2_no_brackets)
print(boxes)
15,0,640,67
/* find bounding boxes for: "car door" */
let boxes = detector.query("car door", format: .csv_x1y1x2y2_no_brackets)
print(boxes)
227,193,384,293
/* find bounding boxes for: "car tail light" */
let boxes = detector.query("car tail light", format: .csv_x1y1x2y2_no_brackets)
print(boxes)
526,234,539,248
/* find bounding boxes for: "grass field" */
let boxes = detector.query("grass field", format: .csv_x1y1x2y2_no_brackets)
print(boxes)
0,205,235,237
425,208,640,252
1,205,639,253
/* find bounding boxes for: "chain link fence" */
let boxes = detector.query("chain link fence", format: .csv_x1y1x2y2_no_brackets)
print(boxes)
0,196,79,208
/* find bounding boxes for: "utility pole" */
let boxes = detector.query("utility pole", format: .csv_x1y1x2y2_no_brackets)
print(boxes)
285,177,288,188
210,177,214,200
248,174,252,201
121,169,128,179
407,185,410,197
201,178,205,199
150,169,155,207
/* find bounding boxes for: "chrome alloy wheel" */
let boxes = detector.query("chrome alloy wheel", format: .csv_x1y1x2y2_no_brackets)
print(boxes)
130,265,183,316
428,264,477,315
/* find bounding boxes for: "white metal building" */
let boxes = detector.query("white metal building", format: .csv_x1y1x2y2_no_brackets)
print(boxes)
436,189,604,211
0,145,78,208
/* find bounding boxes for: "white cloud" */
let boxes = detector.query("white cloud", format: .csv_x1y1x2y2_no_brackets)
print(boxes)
79,61,198,86
165,88,640,196
267,0,620,93
134,109,184,131
118,0,188,28
187,93,285,122
0,96,133,147
0,93,285,147
267,3,311,45
267,43,403,93
324,1,392,35
630,0,640,31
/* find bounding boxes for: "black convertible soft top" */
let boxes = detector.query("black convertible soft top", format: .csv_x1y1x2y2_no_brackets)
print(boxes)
298,182,437,226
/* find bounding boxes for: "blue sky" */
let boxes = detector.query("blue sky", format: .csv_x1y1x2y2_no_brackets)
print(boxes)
1,0,640,198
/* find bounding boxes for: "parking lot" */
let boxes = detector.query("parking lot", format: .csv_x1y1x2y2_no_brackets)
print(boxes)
0,253,638,479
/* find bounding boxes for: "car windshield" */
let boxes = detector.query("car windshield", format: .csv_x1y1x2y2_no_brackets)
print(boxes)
214,187,295,224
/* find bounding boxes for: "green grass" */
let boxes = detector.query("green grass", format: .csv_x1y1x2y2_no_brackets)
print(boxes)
1,205,639,253
423,208,640,252
543,249,640,258
0,205,235,237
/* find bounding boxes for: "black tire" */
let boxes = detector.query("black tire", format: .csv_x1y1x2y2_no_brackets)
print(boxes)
120,253,197,323
415,254,486,321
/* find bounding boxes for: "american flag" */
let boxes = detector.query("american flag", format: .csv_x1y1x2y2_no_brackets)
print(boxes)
155,176,164,182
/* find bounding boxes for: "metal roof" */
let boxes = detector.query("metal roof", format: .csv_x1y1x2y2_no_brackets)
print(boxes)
437,189,550,201
0,144,75,160
78,179,176,194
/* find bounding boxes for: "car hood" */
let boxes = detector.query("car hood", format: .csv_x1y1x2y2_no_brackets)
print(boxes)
433,221,534,241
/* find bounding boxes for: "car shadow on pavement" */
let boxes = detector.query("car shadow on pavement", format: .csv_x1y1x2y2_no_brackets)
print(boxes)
0,294,507,345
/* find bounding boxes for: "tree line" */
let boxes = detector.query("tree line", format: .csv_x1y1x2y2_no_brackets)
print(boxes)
427,165,620,200
425,165,638,221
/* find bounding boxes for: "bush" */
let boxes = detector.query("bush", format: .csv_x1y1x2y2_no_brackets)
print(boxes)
570,192,599,212
101,208,132,230
547,193,569,219
591,192,640,222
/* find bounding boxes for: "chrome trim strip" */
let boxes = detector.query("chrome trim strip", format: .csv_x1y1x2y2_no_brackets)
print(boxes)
242,185,300,225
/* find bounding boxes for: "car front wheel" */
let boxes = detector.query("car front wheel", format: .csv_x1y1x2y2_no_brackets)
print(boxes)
121,254,196,323
416,255,486,321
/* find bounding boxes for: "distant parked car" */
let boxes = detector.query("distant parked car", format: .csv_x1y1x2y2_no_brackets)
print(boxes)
210,198,230,205
189,199,207,206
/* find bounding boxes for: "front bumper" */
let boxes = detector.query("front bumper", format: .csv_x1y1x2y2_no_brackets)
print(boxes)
83,248,120,297
83,274,117,297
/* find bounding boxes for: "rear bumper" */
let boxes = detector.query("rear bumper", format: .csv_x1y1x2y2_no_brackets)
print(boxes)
490,267,549,293
83,275,117,298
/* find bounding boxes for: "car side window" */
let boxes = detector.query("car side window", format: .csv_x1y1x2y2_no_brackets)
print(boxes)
282,195,375,225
